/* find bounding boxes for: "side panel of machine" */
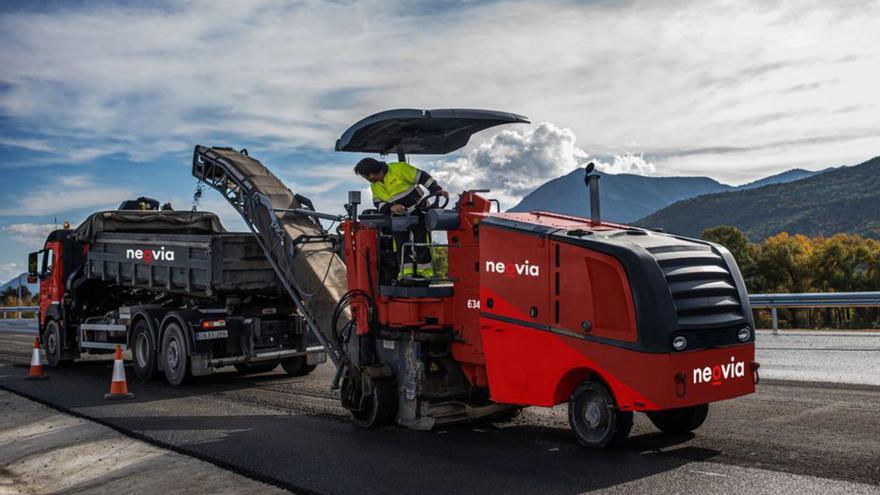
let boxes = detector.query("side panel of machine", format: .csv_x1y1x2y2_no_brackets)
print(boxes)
553,241,637,342
479,224,551,325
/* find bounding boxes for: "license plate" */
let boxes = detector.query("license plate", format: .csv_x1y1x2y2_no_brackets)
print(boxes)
196,330,228,340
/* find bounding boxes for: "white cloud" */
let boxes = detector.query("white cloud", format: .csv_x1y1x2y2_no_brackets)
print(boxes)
0,1,877,182
425,122,656,209
0,262,22,283
0,175,130,217
2,223,57,248
598,153,656,176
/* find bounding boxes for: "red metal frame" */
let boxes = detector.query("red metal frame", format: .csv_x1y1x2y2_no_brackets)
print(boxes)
38,240,64,326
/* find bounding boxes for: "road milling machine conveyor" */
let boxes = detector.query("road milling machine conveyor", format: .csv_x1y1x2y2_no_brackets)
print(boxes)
193,108,759,447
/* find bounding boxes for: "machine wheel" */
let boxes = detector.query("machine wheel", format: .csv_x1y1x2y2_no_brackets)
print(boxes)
568,380,633,448
647,404,709,434
280,356,317,377
349,375,397,428
131,320,157,381
233,362,279,374
161,322,190,386
44,320,73,367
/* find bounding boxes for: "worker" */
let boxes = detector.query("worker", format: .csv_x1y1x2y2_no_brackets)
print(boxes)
354,157,448,283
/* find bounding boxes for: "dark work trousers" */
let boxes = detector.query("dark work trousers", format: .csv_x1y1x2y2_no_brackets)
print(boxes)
392,226,433,279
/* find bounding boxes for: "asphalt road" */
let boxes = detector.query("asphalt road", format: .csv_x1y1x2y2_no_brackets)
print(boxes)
756,330,880,386
1,322,878,494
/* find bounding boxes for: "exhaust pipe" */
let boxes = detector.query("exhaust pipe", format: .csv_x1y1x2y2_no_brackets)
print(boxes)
584,162,600,225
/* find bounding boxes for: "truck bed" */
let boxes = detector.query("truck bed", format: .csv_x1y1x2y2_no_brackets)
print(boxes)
84,231,281,297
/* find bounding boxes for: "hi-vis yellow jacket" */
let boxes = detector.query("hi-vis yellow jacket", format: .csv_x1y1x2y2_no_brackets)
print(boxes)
370,162,442,214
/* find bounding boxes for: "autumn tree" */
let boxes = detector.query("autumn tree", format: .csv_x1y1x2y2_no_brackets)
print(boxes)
701,225,756,282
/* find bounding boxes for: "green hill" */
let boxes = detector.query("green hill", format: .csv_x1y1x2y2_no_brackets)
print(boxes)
635,156,880,241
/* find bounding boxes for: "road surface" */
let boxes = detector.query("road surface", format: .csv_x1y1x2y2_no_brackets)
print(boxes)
1,321,878,494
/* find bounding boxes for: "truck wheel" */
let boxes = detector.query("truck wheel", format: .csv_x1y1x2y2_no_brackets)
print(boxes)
280,356,317,377
44,320,73,367
161,322,190,386
131,320,157,381
568,380,633,448
647,404,709,434
233,362,279,374
348,375,397,428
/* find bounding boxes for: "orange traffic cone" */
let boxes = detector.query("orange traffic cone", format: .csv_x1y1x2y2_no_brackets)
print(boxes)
25,337,48,380
104,345,133,400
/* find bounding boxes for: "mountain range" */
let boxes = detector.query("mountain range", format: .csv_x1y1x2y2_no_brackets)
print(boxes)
0,272,38,295
510,166,826,223
635,156,880,241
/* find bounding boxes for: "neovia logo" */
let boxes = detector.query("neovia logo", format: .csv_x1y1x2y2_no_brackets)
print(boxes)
484,260,540,277
693,357,746,386
125,247,175,264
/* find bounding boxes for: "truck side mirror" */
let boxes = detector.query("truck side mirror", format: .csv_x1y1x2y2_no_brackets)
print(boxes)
27,274,37,284
28,252,39,276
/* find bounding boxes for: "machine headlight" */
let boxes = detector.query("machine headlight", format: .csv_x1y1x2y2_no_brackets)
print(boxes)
672,336,687,351
737,327,752,342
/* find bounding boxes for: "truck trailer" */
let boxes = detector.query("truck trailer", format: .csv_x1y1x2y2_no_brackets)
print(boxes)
27,204,326,385
190,108,760,447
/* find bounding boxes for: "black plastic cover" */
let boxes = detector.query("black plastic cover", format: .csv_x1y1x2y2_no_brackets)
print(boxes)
335,108,529,155
72,210,225,243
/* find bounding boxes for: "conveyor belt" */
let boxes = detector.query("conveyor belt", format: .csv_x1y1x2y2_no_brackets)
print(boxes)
192,146,349,368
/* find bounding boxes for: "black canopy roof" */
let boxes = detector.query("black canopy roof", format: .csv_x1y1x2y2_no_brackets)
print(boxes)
335,108,529,155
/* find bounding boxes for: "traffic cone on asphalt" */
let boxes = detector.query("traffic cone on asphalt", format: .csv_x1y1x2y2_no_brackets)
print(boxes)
25,337,48,380
104,345,134,400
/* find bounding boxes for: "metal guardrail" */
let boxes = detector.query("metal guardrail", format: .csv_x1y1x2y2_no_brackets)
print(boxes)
749,292,880,332
0,306,39,320
5,293,879,327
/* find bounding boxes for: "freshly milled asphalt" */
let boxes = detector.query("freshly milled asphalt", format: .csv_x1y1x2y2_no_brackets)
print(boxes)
1,324,878,494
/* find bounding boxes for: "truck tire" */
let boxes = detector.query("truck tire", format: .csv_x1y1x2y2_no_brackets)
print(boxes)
647,404,709,434
131,320,157,382
280,356,317,377
233,362,279,374
349,375,397,428
44,320,73,367
568,380,632,448
161,322,190,386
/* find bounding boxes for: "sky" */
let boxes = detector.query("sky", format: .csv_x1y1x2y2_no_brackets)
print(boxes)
0,0,878,283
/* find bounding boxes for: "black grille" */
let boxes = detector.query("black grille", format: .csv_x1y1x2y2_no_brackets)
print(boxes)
647,244,747,330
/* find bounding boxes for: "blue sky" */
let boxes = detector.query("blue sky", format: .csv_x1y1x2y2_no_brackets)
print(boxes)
1,0,879,283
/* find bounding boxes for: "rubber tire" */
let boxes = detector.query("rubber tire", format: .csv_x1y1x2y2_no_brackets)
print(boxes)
646,404,709,434
44,320,73,367
233,362,279,374
280,356,317,377
131,320,157,382
568,380,633,448
161,322,190,386
350,376,398,428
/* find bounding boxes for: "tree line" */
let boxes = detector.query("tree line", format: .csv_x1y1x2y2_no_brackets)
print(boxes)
702,226,880,329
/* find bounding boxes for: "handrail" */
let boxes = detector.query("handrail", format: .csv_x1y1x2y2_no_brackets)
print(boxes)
749,292,880,332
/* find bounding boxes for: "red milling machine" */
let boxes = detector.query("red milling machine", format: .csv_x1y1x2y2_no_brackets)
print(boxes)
334,109,758,447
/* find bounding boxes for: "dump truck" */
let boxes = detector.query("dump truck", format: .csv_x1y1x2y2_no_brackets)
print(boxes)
27,201,326,385
192,108,759,447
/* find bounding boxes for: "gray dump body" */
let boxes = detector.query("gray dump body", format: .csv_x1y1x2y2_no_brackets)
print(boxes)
73,209,281,298
85,231,281,298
